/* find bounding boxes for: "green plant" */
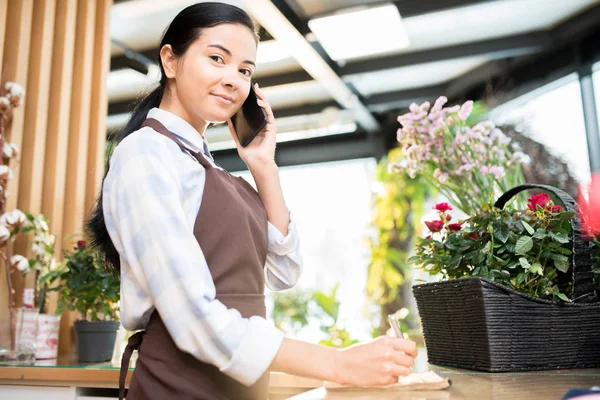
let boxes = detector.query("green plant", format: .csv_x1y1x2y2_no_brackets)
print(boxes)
270,288,312,334
367,147,427,335
410,194,581,302
41,241,119,321
312,284,359,348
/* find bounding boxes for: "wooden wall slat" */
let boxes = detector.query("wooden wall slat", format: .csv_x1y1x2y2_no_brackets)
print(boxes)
2,0,34,308
12,0,58,307
0,0,7,69
3,0,34,212
42,0,77,259
18,0,56,215
63,0,97,248
86,0,113,216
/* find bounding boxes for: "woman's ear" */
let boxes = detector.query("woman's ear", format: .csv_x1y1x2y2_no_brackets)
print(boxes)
160,45,177,79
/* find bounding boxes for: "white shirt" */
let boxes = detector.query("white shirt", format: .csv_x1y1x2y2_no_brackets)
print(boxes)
103,107,303,386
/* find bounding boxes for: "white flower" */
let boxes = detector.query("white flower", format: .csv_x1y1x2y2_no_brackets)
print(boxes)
0,97,9,114
32,243,46,257
3,143,19,159
0,165,13,180
0,224,10,243
34,215,49,232
5,82,24,107
0,209,27,230
11,255,30,273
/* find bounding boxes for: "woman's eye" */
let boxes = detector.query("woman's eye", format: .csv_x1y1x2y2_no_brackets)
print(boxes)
210,55,224,63
240,69,252,76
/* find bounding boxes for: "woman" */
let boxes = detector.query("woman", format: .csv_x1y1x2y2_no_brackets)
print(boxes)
88,3,416,399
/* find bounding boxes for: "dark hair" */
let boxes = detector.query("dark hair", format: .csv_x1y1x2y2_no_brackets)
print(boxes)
86,3,258,273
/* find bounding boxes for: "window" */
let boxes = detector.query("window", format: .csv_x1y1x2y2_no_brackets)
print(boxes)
234,158,378,341
490,74,591,185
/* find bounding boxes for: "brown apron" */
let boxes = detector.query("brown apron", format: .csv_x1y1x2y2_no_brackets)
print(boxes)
118,118,270,400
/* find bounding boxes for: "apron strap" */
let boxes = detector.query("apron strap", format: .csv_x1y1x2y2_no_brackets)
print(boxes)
141,118,213,170
119,330,146,400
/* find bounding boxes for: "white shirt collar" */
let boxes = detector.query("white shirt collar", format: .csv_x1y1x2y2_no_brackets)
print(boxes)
146,107,208,153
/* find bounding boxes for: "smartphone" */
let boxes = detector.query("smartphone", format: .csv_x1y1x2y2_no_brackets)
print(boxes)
231,83,268,147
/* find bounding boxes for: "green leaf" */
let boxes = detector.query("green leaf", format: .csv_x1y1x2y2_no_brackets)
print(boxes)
533,229,547,239
519,257,531,269
551,254,570,273
558,211,576,220
521,220,535,235
493,221,510,243
483,241,492,254
515,236,534,255
556,293,569,302
549,231,570,244
517,272,527,285
530,262,543,276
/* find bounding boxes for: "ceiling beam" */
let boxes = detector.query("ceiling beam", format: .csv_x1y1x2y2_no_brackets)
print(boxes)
213,130,384,171
241,0,380,133
393,0,502,18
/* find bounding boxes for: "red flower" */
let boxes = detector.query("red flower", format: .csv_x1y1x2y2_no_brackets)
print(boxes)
434,202,453,212
467,232,479,240
77,240,86,249
448,223,463,231
445,214,452,222
426,235,432,240
578,173,600,236
548,205,562,213
527,194,551,211
425,220,444,233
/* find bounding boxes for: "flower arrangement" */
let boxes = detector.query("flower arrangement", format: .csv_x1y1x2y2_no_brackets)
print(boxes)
390,97,526,215
410,195,577,302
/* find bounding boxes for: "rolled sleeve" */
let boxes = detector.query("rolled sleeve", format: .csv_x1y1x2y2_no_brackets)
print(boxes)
265,211,303,291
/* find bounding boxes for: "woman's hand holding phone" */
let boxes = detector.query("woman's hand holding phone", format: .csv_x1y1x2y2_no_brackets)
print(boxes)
227,83,277,170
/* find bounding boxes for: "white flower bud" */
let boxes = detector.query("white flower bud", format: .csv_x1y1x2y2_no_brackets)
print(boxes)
0,165,12,180
3,143,19,159
11,255,29,273
0,209,27,230
0,224,10,243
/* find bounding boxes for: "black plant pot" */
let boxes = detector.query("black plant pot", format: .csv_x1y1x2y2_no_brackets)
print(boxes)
73,320,120,363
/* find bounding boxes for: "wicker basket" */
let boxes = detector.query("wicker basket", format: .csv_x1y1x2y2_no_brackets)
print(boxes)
413,184,600,372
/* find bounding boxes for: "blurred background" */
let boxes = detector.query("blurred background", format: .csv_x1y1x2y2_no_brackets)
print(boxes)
1,0,599,354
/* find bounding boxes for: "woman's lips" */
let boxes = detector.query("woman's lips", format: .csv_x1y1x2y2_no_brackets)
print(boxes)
212,93,234,105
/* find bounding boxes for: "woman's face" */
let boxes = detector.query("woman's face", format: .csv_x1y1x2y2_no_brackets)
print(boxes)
170,23,257,124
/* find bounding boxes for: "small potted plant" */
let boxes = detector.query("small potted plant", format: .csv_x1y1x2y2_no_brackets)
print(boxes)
41,240,120,363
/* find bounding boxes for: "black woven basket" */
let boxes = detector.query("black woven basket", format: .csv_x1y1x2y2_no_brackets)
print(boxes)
413,184,600,372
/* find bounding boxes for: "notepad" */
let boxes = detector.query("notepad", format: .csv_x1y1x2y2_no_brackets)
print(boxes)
323,371,451,391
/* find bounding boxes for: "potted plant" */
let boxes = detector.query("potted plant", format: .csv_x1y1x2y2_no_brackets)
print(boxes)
392,97,600,371
41,240,120,363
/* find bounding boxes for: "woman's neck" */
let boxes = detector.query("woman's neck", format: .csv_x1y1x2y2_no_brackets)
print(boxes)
158,97,209,139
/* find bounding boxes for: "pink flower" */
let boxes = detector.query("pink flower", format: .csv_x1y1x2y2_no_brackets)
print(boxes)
488,166,505,179
578,173,600,236
425,220,444,233
527,194,551,211
77,240,86,249
433,203,453,212
458,101,473,121
431,96,448,112
448,223,463,231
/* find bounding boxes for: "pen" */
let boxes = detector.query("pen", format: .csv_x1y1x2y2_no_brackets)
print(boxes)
388,314,403,338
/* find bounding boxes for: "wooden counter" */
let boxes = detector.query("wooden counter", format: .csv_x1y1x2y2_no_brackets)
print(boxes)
1,352,599,400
